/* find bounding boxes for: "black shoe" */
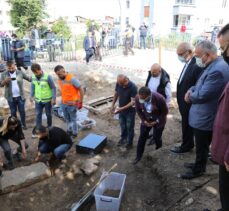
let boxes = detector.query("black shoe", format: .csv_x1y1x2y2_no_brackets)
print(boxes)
22,125,27,130
181,171,204,180
170,146,191,154
148,138,155,146
184,162,195,169
125,143,133,149
71,134,77,139
3,163,14,170
117,139,125,146
203,209,211,211
133,157,141,165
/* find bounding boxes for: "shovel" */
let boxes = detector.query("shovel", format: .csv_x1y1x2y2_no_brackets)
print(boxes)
71,163,117,211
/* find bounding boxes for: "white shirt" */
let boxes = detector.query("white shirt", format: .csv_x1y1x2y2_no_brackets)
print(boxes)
148,74,172,105
9,72,20,97
178,59,192,84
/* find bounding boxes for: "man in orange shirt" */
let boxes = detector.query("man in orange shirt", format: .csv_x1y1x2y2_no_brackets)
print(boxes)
54,65,84,138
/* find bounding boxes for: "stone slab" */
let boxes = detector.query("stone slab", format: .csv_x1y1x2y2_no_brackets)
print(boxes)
0,162,51,193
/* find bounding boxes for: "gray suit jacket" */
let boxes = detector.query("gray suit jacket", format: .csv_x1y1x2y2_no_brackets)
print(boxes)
189,57,229,131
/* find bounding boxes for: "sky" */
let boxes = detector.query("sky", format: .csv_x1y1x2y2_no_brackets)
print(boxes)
46,0,120,20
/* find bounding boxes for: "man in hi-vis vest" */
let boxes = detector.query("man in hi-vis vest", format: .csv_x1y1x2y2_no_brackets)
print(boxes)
54,65,84,138
30,63,56,134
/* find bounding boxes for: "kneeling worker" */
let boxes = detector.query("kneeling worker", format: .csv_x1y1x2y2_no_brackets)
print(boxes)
35,126,73,161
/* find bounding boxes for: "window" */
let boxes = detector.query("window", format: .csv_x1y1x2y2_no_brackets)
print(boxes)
126,17,129,25
175,0,195,5
173,15,191,27
126,0,130,9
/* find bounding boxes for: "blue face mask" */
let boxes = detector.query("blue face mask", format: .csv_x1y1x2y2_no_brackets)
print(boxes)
178,56,186,63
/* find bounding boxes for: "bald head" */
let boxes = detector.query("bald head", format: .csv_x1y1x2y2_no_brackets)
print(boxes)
176,42,193,62
150,63,161,77
117,74,129,87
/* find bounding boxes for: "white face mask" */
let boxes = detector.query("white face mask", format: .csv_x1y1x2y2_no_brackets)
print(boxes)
139,99,145,104
178,56,186,63
196,57,206,68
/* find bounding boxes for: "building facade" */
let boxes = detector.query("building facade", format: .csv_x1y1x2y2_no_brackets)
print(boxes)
120,0,229,35
0,0,15,35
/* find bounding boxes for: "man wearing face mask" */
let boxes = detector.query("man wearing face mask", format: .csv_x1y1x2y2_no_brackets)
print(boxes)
133,87,168,164
54,65,84,138
209,23,229,211
11,34,28,71
170,42,203,154
181,40,229,180
0,61,31,129
218,23,229,65
111,74,137,149
30,63,56,137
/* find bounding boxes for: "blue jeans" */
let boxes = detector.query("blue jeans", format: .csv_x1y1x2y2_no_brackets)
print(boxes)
39,141,72,160
8,96,26,126
119,111,135,145
35,101,52,127
0,138,13,165
140,36,146,49
61,104,77,135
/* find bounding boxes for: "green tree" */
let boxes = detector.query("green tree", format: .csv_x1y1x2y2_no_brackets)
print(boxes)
51,17,72,39
8,0,47,36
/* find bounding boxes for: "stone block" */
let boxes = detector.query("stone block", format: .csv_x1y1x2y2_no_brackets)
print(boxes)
0,162,51,193
80,157,100,176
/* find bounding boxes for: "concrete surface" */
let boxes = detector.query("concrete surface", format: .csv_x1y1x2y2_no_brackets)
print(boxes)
0,162,50,193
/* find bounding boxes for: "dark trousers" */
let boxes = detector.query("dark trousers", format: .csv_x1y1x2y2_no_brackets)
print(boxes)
15,57,28,70
180,110,194,151
85,48,94,63
119,111,135,145
193,129,212,173
219,165,229,211
136,124,164,159
35,101,52,128
7,96,26,126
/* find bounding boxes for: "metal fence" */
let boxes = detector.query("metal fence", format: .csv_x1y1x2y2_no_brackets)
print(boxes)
0,32,200,63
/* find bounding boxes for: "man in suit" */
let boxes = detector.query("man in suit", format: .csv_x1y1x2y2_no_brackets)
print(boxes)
217,23,229,65
83,31,96,64
181,40,229,179
170,42,203,154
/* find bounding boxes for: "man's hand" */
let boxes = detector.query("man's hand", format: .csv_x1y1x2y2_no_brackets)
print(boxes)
224,161,229,172
3,77,11,86
51,99,56,106
21,150,27,160
110,105,115,114
144,121,156,127
114,107,122,114
184,90,191,103
76,101,83,109
34,152,41,162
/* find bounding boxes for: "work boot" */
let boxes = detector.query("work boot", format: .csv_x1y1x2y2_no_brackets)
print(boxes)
4,151,15,170
117,139,125,146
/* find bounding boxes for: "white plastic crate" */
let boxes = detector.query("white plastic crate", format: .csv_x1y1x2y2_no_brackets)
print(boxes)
94,172,126,211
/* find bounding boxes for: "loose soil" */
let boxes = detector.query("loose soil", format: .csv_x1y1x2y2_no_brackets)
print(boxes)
0,62,220,211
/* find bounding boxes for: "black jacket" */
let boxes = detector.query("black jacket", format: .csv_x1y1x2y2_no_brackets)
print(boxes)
145,68,170,99
176,57,203,115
